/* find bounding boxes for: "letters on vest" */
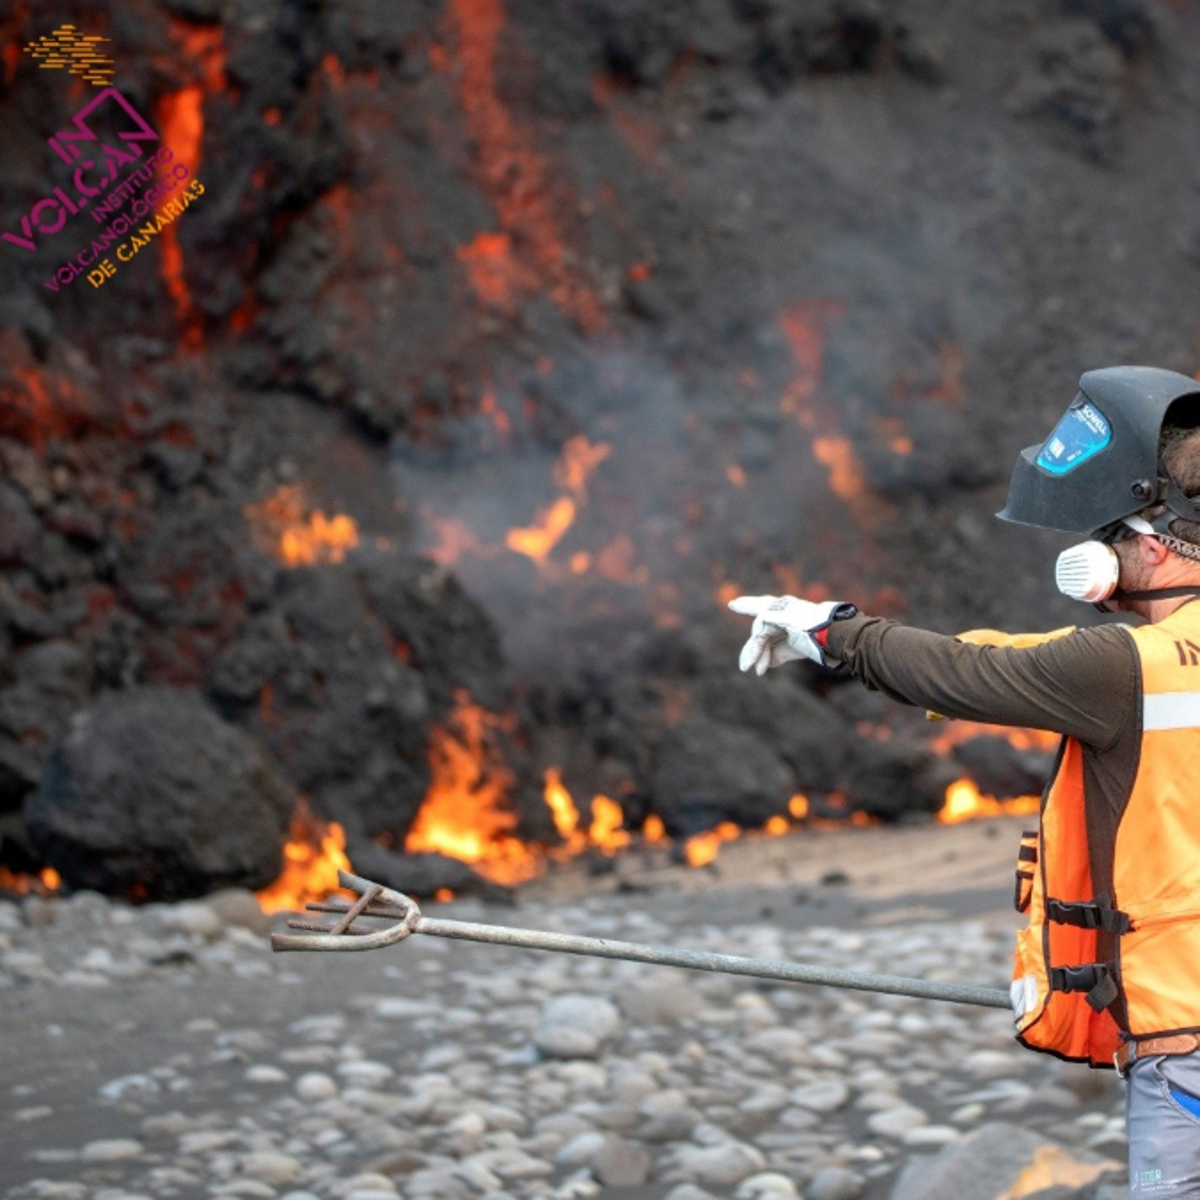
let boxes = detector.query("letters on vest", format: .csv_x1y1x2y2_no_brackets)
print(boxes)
1012,604,1200,1068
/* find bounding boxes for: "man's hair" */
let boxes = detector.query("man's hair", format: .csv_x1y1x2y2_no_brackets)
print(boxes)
1154,423,1200,547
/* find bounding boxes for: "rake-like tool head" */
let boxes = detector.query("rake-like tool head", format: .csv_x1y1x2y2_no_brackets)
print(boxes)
270,870,423,952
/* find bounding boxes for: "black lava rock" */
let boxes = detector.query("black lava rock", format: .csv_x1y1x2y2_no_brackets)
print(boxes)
25,687,294,900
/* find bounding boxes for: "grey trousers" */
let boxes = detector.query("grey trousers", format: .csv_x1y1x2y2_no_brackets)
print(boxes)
1128,1051,1200,1196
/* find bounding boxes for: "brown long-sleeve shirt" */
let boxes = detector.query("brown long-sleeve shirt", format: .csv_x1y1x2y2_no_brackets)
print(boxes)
822,614,1142,822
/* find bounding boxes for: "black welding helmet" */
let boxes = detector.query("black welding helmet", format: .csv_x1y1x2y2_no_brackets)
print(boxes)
997,366,1200,535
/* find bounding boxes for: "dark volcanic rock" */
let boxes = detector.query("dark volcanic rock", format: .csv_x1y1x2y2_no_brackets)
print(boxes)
841,739,961,821
25,687,294,900
951,735,1055,801
345,840,511,903
650,714,797,835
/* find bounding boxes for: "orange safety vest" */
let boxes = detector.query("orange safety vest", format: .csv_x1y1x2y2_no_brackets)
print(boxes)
1012,602,1200,1067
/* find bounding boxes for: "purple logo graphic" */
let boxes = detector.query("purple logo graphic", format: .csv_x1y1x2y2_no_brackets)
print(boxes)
4,88,159,254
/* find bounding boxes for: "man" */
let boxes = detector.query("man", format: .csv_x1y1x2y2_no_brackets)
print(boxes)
729,366,1200,1197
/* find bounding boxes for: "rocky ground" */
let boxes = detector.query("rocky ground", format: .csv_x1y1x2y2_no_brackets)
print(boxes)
0,818,1129,1200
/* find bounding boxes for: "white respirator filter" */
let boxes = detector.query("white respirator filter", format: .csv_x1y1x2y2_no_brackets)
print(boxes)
1055,540,1121,603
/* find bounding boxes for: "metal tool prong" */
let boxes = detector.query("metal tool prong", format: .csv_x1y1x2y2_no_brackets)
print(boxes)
270,870,423,952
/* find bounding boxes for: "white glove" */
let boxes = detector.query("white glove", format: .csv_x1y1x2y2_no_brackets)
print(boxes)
727,594,856,675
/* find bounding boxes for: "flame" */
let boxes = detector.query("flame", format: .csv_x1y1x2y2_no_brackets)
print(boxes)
479,381,512,436
589,794,631,851
812,436,867,504
788,793,810,820
405,692,540,884
156,84,204,345
244,486,360,567
937,779,1041,825
447,0,603,330
643,814,667,843
545,766,585,851
684,821,742,868
929,722,1059,756
257,800,351,913
554,436,611,497
505,496,576,563
457,231,530,310
0,866,61,895
779,300,843,414
544,768,630,856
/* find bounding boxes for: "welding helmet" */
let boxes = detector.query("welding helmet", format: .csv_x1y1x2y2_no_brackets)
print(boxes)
998,366,1200,606
998,366,1200,534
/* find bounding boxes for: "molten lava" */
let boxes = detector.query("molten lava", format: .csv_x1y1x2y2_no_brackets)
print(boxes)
506,496,576,564
0,866,61,896
555,435,611,497
244,486,360,567
444,0,603,330
256,800,351,913
684,821,741,867
156,83,205,344
938,779,1040,825
405,692,540,884
544,767,630,856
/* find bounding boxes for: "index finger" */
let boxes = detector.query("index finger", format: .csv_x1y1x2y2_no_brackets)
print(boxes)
727,595,777,616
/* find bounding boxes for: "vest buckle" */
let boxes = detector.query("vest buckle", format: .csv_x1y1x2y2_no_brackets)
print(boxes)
1049,962,1120,1012
1045,898,1131,934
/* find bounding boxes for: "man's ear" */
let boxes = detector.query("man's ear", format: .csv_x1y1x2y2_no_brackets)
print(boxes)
1141,535,1171,566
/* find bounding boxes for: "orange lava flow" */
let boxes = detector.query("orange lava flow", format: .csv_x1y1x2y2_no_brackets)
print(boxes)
544,768,631,857
684,821,742,868
456,231,531,310
777,300,875,523
244,486,360,567
929,722,1059,756
156,84,204,344
0,866,61,896
812,435,867,505
405,693,540,885
447,0,604,330
505,496,576,563
257,800,351,913
554,435,611,497
937,779,1041,825
1,366,57,449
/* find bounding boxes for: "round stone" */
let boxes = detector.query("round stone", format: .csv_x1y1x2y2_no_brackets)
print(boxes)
295,1072,338,1101
866,1104,927,1139
736,1171,800,1197
789,1079,850,1114
245,1065,288,1084
806,1167,865,1200
81,1138,143,1162
240,1151,301,1185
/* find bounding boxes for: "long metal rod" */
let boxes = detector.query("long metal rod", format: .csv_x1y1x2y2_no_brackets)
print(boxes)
272,872,1011,1011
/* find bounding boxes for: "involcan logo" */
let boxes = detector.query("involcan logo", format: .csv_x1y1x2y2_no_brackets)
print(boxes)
26,24,114,87
5,28,207,297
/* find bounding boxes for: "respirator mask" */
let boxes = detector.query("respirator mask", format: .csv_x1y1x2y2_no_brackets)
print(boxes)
1054,516,1155,604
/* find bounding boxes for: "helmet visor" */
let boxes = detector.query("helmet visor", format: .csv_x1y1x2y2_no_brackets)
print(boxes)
1034,400,1112,476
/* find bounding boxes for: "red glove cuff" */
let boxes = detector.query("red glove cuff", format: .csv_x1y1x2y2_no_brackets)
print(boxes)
815,626,829,648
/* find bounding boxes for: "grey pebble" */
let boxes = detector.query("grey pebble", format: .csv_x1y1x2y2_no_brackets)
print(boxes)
590,1136,651,1186
806,1167,865,1200
534,995,621,1060
80,1138,144,1162
866,1104,927,1138
789,1079,850,1114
